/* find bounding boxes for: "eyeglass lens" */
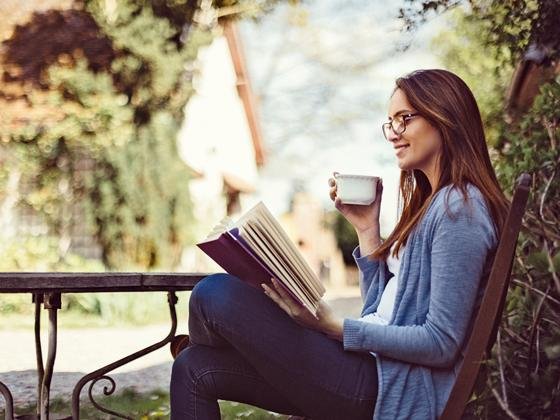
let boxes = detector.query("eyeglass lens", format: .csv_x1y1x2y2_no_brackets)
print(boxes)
383,117,406,139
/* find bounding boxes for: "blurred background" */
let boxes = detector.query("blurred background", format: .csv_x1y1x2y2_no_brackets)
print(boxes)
0,0,558,418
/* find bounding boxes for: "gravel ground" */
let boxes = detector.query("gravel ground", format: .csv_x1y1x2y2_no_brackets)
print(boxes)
0,291,362,410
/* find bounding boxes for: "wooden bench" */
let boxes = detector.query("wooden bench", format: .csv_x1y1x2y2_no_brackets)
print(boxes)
441,173,531,419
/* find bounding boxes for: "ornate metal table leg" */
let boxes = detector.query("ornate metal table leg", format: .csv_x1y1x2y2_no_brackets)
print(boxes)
71,291,179,419
33,293,45,419
0,381,15,420
41,293,61,420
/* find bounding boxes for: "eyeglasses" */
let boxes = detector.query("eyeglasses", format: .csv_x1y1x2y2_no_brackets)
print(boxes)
382,112,420,140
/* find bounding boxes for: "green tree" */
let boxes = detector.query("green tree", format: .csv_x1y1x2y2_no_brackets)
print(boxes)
0,0,288,269
400,0,560,63
326,211,358,266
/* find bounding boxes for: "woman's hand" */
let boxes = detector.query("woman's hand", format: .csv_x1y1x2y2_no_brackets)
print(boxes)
329,175,383,255
328,176,383,234
262,278,343,341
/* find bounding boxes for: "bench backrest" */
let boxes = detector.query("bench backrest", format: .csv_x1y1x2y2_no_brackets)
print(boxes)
441,173,531,420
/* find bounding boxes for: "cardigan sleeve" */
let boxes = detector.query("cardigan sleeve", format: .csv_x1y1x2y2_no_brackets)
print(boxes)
352,246,390,308
343,195,497,368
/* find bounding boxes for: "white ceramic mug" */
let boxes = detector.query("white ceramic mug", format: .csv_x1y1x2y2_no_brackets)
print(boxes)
334,172,380,205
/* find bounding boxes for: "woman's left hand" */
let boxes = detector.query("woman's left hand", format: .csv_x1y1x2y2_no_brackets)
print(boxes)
262,278,344,342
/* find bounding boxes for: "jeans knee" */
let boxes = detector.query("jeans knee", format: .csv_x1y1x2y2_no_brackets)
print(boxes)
191,273,229,302
171,345,219,391
189,273,239,317
171,346,195,388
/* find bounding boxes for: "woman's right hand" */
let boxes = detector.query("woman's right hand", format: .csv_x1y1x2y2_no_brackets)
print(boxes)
328,176,383,237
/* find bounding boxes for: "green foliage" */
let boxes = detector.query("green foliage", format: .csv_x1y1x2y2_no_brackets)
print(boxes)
1,1,215,269
326,211,358,266
0,235,192,323
0,236,104,316
400,1,560,64
491,81,560,418
430,8,513,146
0,237,105,273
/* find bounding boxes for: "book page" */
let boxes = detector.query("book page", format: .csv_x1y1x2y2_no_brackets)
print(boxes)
247,219,317,305
199,217,236,243
240,223,315,311
252,204,325,298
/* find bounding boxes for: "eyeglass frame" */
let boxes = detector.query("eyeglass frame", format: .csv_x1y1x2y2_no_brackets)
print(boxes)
382,112,421,140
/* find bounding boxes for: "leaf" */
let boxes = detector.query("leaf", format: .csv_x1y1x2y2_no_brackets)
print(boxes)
545,341,560,360
551,253,560,274
527,250,549,272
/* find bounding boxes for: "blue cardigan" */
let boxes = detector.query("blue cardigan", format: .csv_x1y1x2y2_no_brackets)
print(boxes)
343,184,498,419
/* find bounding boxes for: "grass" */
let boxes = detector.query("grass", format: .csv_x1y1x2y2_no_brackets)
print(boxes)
8,388,289,419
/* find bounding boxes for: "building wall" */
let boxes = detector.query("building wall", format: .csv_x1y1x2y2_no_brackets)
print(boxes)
177,34,260,272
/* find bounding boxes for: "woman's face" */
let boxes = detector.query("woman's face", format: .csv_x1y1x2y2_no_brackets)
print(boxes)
386,88,443,183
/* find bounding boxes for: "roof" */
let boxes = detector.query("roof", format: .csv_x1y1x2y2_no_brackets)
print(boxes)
221,19,266,167
506,43,560,113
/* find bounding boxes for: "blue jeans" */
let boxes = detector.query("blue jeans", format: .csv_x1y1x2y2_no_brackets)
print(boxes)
170,274,378,419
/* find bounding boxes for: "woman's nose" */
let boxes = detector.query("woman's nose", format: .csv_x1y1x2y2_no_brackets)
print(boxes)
387,130,400,142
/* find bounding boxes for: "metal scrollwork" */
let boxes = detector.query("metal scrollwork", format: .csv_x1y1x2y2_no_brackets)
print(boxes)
72,292,179,419
88,376,132,420
0,381,15,420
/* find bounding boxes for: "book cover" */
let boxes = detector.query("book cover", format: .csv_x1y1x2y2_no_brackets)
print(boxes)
196,202,324,315
197,228,273,289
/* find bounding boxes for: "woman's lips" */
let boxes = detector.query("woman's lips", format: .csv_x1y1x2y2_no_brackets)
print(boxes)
394,144,410,157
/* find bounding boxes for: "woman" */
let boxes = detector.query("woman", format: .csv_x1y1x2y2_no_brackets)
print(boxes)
170,69,509,419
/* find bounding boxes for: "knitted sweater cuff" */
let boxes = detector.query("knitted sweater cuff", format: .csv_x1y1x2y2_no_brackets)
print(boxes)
352,246,379,272
343,318,363,350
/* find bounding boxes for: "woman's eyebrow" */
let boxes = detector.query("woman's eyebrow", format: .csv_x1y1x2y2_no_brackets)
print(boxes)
388,109,413,119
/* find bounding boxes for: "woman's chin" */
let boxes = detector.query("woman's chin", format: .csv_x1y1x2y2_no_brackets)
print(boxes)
397,159,410,170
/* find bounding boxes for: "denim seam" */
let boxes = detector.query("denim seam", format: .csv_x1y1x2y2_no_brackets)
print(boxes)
194,367,264,384
193,367,266,417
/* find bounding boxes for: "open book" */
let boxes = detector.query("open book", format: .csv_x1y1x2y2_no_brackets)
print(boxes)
197,202,325,315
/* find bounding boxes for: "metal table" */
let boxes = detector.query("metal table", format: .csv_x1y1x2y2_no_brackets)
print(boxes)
0,272,208,419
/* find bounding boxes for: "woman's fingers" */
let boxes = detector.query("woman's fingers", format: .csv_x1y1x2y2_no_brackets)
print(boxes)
329,187,337,201
270,279,305,316
328,178,337,201
271,278,295,304
262,283,293,315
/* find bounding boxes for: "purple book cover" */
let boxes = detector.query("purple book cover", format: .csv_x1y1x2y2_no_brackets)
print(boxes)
197,228,304,304
197,228,273,289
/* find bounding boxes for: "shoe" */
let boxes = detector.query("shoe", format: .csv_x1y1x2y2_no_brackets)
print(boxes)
170,334,190,359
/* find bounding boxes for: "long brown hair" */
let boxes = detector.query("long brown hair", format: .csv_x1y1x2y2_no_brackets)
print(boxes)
373,69,509,260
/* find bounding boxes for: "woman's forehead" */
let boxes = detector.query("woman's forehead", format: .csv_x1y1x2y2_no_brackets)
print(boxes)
388,89,413,118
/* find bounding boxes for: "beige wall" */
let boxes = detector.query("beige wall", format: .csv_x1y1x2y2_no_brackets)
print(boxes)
177,33,260,271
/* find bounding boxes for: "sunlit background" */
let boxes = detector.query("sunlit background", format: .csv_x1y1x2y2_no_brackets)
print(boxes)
1,0,558,417
240,1,443,221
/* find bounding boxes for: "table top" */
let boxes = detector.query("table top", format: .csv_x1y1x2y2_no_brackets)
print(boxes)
0,272,212,293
